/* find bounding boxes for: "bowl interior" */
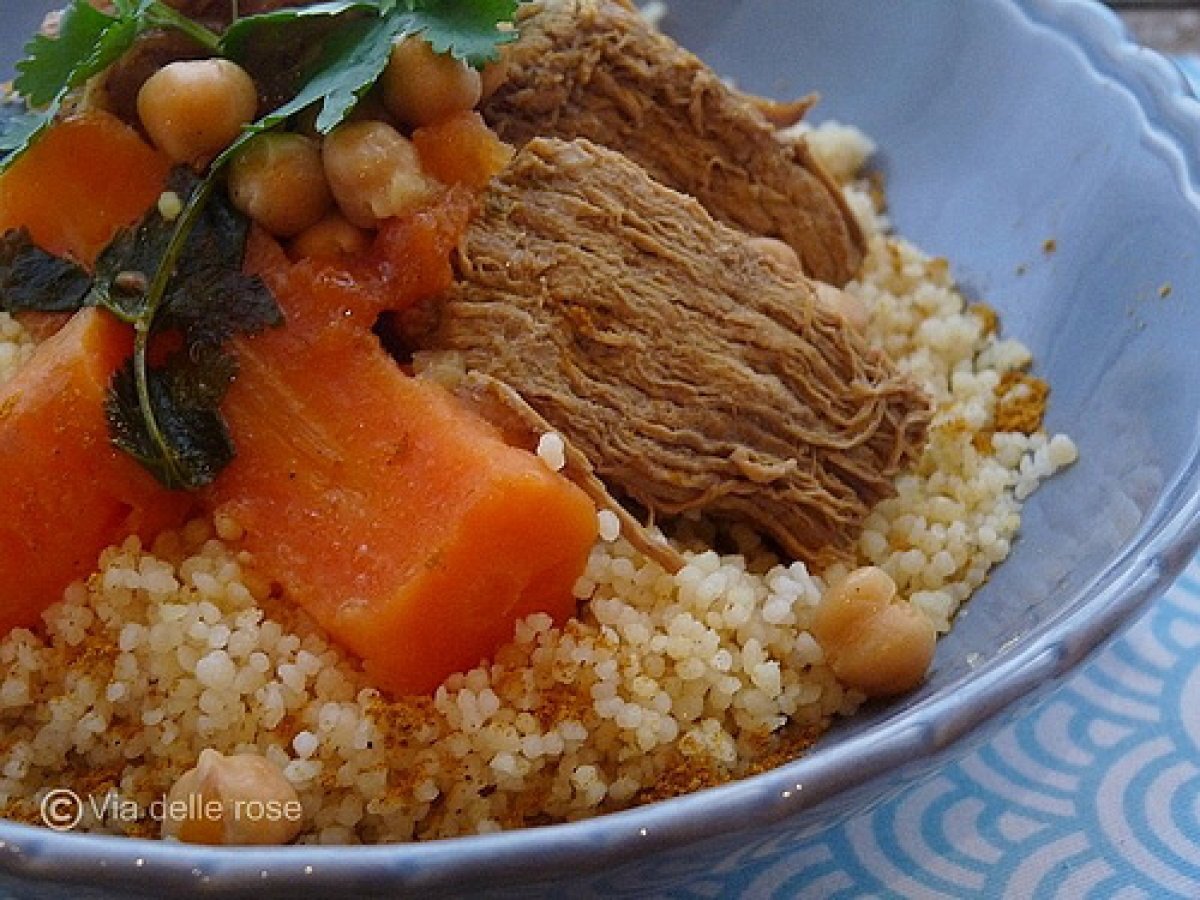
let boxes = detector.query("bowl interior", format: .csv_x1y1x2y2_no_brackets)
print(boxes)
4,0,1200,894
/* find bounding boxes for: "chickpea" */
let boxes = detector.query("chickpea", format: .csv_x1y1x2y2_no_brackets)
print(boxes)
813,281,870,330
290,213,373,260
161,749,303,845
322,120,439,228
137,59,258,168
380,36,483,126
809,566,935,697
748,236,803,275
228,133,333,238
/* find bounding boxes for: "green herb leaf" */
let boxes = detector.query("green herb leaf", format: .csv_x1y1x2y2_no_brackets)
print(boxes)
159,179,282,347
220,1,367,59
13,0,118,106
221,0,517,66
0,229,92,313
218,0,519,154
89,215,176,324
407,0,520,66
107,346,238,491
219,7,408,149
87,168,283,489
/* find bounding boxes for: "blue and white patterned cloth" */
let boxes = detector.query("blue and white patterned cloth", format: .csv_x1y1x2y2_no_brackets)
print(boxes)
584,557,1200,899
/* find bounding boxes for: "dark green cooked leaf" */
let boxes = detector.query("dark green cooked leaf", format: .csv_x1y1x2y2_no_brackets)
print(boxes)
0,229,92,313
88,207,176,323
107,349,238,490
220,1,367,60
158,187,283,347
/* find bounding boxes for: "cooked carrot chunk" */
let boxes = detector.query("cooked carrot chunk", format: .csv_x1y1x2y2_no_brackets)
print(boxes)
413,111,514,190
0,309,192,634
0,111,170,265
208,228,597,695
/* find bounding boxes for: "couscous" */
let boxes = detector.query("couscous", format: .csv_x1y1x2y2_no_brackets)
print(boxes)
0,109,1076,840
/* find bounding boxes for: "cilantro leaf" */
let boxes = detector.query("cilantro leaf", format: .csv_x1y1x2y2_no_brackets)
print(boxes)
89,213,176,323
220,1,367,59
107,346,238,491
220,6,409,146
87,168,283,489
407,0,520,66
13,0,118,106
88,168,281,347
217,0,520,155
0,229,92,313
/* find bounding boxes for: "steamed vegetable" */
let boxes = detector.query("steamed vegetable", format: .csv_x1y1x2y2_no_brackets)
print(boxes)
206,219,597,695
0,111,169,264
413,110,514,189
0,307,192,635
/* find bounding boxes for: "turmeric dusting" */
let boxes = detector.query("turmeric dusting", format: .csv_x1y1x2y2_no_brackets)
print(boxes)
994,371,1049,434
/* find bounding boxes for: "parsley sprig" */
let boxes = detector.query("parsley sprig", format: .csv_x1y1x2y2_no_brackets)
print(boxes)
0,0,521,488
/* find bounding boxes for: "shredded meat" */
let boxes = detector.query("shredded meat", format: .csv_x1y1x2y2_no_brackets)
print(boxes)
481,0,865,286
405,138,931,568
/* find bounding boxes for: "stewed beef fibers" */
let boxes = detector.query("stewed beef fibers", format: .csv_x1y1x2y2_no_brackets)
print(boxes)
405,138,931,568
481,0,865,286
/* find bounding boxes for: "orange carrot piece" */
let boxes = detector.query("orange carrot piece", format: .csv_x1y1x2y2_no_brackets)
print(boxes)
207,231,597,695
0,111,170,265
413,112,514,191
371,185,475,310
0,309,193,635
280,187,472,325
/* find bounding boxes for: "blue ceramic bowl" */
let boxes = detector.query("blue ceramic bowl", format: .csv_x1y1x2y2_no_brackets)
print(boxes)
4,1,1200,896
